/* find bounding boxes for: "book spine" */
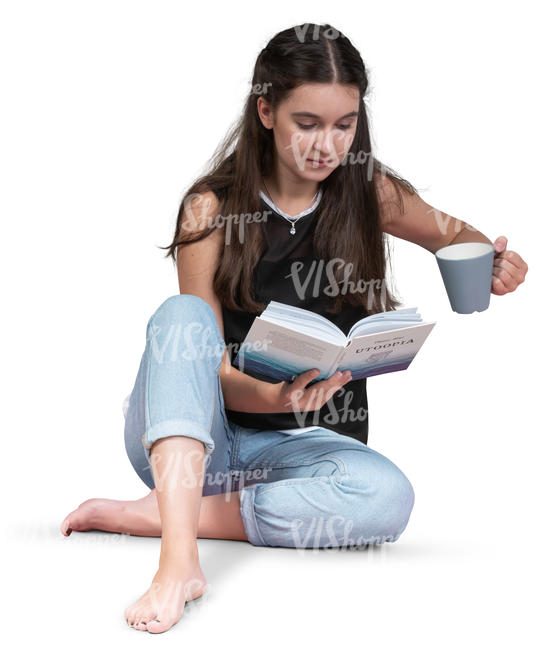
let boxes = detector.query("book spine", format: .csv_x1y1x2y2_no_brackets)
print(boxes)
331,340,351,373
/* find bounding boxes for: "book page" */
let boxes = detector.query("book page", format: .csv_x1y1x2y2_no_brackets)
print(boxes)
263,301,346,343
347,307,422,338
234,317,344,382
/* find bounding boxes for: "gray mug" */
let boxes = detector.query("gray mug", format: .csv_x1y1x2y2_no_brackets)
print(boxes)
435,242,495,314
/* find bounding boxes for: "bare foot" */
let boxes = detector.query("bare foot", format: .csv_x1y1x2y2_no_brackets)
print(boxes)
124,558,207,634
61,487,248,541
60,489,160,537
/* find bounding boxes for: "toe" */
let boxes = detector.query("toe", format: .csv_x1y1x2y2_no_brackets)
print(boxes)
130,605,154,629
61,509,89,534
124,606,138,627
146,617,174,634
60,517,72,536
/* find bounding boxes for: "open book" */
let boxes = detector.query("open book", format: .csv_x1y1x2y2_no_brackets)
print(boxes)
232,301,437,383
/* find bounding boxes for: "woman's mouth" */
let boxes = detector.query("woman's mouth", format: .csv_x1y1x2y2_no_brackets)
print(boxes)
307,158,330,168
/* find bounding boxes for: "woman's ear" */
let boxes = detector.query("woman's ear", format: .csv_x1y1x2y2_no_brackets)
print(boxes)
257,96,274,129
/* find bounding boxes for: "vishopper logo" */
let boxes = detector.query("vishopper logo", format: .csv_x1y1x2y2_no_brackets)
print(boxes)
289,514,398,551
181,193,271,245
139,575,211,622
250,81,272,96
285,258,390,309
286,127,384,177
9,520,131,544
148,449,272,501
293,23,343,43
226,466,273,497
428,206,479,238
286,130,355,173
286,385,368,428
147,320,225,365
340,147,378,172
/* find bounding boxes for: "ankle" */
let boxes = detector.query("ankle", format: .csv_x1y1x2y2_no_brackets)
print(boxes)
159,545,200,570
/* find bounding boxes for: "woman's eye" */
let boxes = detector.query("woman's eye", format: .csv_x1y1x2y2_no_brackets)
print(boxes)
297,123,353,131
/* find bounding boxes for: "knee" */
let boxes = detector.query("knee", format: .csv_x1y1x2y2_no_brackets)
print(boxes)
145,294,225,368
148,294,221,337
338,452,415,542
373,464,415,537
153,294,213,321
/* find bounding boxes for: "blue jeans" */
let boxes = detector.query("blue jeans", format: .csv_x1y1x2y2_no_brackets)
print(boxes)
123,294,415,549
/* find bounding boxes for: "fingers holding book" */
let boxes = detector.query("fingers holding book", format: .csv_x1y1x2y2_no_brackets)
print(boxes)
272,368,353,414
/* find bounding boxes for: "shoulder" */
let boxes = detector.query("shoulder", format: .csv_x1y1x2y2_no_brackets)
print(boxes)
373,171,398,204
373,171,418,230
187,187,223,213
176,189,224,274
181,188,224,234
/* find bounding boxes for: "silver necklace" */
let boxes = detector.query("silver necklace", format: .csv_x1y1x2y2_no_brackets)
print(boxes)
262,179,319,235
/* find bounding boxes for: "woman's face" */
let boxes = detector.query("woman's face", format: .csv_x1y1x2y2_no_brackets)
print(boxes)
257,82,359,179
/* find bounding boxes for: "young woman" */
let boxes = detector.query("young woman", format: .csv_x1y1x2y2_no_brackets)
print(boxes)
60,23,528,634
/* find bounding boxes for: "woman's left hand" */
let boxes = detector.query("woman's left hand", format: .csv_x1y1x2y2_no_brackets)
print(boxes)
491,236,528,295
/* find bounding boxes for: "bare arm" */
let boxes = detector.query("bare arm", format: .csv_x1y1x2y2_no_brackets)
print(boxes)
175,190,277,413
375,173,493,252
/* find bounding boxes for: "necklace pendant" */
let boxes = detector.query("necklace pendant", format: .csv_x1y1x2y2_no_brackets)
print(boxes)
290,225,296,235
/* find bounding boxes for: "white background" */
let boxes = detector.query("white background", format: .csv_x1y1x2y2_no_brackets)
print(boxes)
1,0,540,646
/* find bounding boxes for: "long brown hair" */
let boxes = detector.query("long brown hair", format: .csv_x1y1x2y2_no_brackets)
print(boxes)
159,22,420,316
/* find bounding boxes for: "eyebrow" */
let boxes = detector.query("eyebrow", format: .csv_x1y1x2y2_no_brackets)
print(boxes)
291,111,358,119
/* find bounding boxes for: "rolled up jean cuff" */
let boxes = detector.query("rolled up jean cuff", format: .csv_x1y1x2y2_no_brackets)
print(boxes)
143,419,216,455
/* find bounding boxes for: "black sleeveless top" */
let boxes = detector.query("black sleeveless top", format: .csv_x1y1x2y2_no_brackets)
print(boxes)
218,188,369,445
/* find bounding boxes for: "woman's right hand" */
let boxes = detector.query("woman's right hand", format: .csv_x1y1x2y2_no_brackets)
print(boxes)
264,368,353,414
